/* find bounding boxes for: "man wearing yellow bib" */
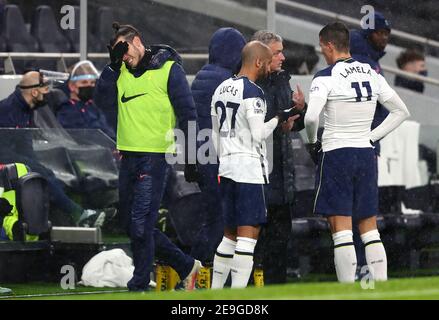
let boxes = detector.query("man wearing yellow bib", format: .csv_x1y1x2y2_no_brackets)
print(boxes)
95,22,201,291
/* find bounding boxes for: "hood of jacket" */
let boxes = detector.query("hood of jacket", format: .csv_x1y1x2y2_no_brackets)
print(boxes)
208,27,246,72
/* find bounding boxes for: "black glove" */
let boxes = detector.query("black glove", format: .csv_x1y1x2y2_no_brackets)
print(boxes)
0,198,12,217
184,164,200,183
277,107,301,123
107,41,128,71
306,140,322,165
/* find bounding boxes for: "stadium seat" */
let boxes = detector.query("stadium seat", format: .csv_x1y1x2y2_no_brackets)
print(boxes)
0,5,39,73
31,5,72,71
68,146,118,192
31,6,72,53
0,35,5,74
0,163,51,241
96,7,114,53
0,38,5,52
290,216,332,274
418,213,439,247
379,213,425,269
34,146,81,190
15,172,51,241
63,6,100,53
282,43,319,75
67,146,119,208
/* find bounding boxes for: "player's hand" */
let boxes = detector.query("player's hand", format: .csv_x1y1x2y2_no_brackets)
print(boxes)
277,107,300,123
281,114,300,132
107,41,128,71
306,140,322,165
292,84,305,110
184,164,200,183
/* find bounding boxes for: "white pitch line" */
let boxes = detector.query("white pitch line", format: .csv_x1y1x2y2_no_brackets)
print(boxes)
0,289,129,299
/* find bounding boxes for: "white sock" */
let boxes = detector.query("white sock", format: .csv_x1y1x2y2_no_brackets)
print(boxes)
211,237,236,289
231,237,257,288
333,230,357,283
361,229,387,281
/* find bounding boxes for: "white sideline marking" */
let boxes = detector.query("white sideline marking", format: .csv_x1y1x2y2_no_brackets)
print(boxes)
0,289,129,299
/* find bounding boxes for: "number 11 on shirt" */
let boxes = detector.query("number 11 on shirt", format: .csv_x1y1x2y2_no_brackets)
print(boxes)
351,81,372,102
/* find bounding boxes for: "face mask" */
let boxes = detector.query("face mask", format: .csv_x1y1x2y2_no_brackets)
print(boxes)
396,76,424,93
78,86,95,102
419,70,428,77
33,94,48,109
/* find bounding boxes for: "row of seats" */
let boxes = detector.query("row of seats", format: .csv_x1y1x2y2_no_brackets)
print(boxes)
288,212,439,274
0,4,114,53
0,4,114,73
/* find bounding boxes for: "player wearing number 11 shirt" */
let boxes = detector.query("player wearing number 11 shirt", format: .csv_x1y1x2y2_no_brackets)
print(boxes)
209,41,282,289
304,22,410,284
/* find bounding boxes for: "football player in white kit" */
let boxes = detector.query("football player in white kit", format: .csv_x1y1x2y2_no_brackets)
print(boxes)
305,22,410,283
210,41,294,288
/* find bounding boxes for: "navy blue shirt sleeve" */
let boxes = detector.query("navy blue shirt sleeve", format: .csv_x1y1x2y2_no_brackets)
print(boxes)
94,66,119,133
168,63,198,163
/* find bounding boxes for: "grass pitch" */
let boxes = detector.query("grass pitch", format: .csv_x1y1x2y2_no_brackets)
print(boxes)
2,276,439,300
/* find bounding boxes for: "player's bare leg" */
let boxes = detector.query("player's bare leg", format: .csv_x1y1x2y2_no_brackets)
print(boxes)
327,215,357,283
211,227,237,289
358,216,387,281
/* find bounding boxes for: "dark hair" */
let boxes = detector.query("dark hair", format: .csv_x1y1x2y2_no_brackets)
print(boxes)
110,22,143,47
396,49,425,69
319,22,350,51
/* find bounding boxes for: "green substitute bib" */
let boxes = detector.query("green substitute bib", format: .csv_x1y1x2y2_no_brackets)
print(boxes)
116,60,176,153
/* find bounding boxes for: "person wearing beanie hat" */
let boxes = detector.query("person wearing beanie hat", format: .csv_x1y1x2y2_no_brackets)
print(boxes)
350,11,392,152
351,11,391,74
362,12,391,53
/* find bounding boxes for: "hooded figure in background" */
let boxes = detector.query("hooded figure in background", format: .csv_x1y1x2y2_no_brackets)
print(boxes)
189,27,246,264
350,12,391,138
56,60,116,140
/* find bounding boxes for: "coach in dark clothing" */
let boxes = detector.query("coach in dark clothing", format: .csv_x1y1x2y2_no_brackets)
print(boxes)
190,27,246,264
251,31,307,284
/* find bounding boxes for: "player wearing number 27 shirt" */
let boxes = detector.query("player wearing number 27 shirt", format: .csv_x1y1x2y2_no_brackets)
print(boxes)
304,22,410,284
209,41,281,289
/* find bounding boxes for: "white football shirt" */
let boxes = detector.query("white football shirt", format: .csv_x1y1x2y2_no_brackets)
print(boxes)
308,57,395,152
211,76,272,184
